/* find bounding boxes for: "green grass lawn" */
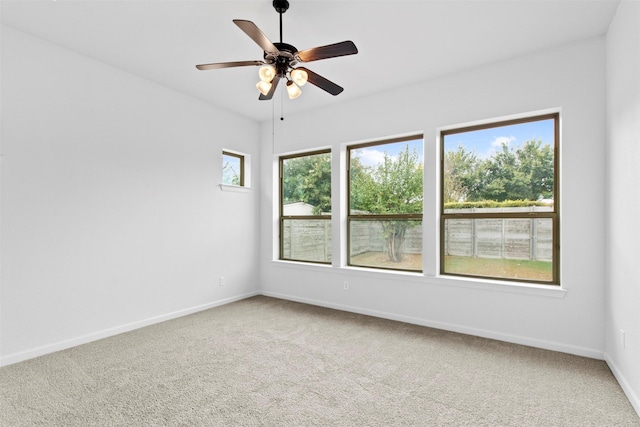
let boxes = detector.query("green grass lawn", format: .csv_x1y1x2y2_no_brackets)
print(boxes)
350,252,422,271
349,252,553,282
444,255,552,282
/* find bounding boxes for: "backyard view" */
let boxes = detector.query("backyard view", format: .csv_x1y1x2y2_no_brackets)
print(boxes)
442,115,557,282
444,256,552,282
280,115,557,282
281,152,332,263
443,122,554,206
349,139,424,270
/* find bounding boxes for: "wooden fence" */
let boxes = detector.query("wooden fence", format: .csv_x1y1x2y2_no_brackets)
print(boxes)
443,218,552,261
282,219,332,262
282,209,553,262
350,221,422,256
443,206,553,261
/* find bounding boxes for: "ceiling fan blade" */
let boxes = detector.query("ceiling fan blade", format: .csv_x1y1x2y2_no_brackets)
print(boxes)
233,19,280,55
259,76,281,101
196,60,264,71
297,41,358,63
297,67,344,96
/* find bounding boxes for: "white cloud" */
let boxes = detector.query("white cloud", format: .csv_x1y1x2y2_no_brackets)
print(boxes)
480,135,517,158
491,135,517,149
356,148,389,167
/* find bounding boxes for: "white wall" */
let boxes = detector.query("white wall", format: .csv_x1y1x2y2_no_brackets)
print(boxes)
0,26,260,365
605,0,640,414
259,37,607,358
1,9,636,413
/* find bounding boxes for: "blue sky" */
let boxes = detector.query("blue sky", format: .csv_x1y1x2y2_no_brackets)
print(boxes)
352,118,553,167
443,118,555,159
353,139,424,168
222,153,241,184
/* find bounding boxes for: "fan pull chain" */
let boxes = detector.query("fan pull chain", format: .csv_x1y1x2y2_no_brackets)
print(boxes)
281,87,285,121
272,94,276,153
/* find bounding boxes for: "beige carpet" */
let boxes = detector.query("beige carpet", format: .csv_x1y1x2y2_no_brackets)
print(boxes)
1,296,638,426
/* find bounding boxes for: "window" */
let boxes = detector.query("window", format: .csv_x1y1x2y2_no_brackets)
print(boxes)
441,113,559,284
348,136,424,272
222,151,244,186
280,150,332,264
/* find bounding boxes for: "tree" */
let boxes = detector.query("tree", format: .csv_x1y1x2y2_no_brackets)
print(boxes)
477,142,520,201
282,153,332,214
222,160,241,186
443,145,480,203
351,145,423,262
477,140,553,202
516,140,554,200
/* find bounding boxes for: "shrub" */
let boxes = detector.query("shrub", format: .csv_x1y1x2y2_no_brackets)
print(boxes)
444,199,550,209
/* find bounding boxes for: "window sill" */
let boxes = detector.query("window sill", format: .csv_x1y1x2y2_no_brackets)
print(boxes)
270,260,566,299
428,275,566,298
219,184,252,193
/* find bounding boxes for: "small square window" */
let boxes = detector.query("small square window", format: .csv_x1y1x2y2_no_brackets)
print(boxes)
222,151,245,186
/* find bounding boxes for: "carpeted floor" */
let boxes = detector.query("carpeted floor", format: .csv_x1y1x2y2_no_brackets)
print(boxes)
1,296,638,426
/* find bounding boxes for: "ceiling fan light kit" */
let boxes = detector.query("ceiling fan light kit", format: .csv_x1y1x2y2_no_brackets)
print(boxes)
196,0,358,101
286,80,302,99
258,65,277,83
290,68,308,87
256,80,273,96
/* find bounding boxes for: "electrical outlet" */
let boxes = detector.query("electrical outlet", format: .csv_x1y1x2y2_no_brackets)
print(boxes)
219,276,225,286
621,329,626,349
343,281,349,291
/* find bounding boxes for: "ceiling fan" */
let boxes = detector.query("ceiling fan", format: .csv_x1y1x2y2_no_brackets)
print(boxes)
196,0,358,100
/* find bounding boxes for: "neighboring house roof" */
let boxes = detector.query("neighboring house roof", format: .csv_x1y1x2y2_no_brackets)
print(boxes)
283,202,315,216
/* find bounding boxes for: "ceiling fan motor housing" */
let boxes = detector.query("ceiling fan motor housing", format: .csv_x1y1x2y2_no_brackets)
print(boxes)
266,42,298,77
273,0,289,14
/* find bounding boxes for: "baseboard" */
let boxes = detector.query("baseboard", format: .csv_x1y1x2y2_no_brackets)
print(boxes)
604,353,640,417
0,291,259,367
260,291,604,360
1,289,606,368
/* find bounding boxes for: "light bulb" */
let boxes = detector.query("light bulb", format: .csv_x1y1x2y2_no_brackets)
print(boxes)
286,81,302,99
290,69,308,87
258,65,276,83
256,80,272,96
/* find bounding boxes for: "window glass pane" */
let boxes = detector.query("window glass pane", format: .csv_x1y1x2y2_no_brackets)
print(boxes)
350,219,422,271
350,139,423,215
222,153,243,186
441,114,558,284
348,138,423,272
443,217,553,282
443,118,555,210
282,219,331,263
282,152,331,215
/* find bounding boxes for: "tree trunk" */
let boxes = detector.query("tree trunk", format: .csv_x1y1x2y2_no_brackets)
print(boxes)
385,223,406,263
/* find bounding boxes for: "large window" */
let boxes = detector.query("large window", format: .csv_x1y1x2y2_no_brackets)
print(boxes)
441,113,559,284
280,150,332,264
348,136,424,272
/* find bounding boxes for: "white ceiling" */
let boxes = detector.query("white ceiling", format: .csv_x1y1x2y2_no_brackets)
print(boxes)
1,0,620,122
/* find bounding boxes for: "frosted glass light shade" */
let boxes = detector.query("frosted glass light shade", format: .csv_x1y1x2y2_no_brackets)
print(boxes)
256,80,272,96
258,65,276,82
286,81,302,99
290,69,308,87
